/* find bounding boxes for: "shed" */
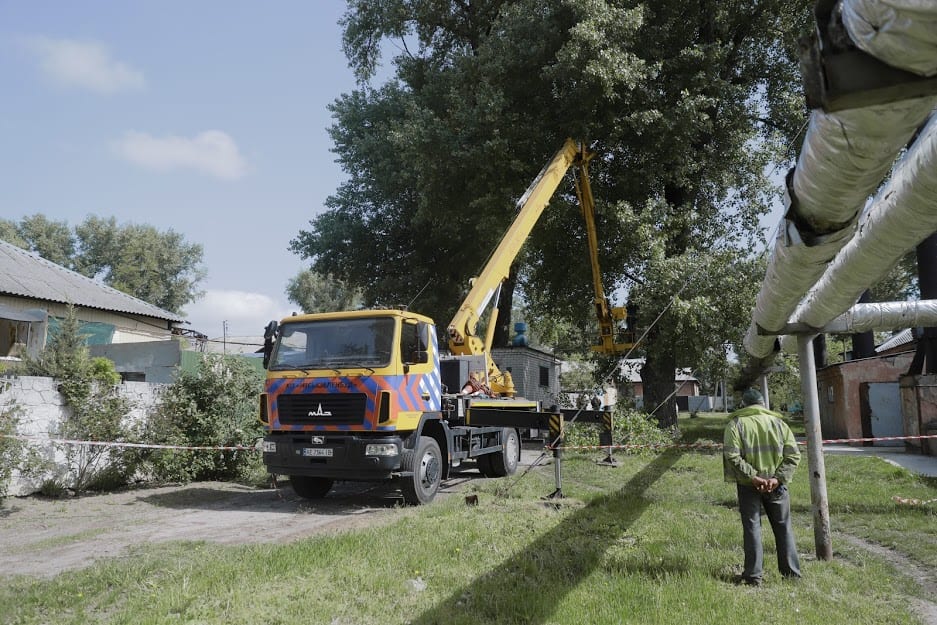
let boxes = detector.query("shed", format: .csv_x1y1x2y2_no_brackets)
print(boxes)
491,345,560,406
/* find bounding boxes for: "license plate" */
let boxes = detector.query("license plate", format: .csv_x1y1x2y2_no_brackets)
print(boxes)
302,447,333,457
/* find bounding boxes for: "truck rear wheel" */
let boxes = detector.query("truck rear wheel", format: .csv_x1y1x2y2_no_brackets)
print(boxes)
400,436,442,505
289,475,333,499
479,428,520,478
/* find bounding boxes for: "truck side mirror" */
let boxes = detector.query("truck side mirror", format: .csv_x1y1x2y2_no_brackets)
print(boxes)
262,320,279,369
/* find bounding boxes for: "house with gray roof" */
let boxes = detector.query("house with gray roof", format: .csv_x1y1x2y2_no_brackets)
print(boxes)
0,239,185,360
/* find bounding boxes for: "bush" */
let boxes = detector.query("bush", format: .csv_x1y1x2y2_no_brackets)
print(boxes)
0,387,26,500
141,354,264,483
18,305,136,494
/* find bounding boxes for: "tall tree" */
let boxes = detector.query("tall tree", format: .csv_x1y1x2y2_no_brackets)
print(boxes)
293,0,811,426
74,217,205,313
0,214,205,313
286,269,364,313
0,215,75,267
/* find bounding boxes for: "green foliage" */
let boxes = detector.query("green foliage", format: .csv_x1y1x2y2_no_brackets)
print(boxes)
38,477,68,498
766,352,803,414
20,305,135,494
142,354,264,483
0,384,26,499
286,268,364,313
869,250,918,302
558,354,598,391
0,214,205,313
74,216,206,313
297,0,813,423
0,214,75,266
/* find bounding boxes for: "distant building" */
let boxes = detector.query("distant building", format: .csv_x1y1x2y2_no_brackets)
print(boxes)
619,358,700,410
0,240,184,361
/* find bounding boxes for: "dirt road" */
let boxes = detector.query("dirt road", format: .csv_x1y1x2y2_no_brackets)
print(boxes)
0,472,481,579
0,450,548,579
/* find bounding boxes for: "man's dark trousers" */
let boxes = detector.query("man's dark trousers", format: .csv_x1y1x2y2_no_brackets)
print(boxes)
737,483,801,581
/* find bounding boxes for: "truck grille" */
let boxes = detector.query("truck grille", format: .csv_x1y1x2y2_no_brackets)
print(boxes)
276,393,368,426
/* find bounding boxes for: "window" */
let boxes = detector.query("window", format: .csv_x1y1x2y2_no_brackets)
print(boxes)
269,317,395,370
401,321,430,364
539,365,550,388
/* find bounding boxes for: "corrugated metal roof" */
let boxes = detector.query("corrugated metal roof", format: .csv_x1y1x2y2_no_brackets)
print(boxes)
875,328,914,353
0,239,185,322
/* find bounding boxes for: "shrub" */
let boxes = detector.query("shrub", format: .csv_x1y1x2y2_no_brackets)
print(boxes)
19,305,135,494
142,354,264,483
0,387,26,500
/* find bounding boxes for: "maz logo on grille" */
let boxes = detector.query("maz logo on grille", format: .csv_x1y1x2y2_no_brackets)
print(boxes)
308,403,333,417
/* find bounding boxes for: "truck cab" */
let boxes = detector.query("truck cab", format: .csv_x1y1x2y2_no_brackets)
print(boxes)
260,309,522,504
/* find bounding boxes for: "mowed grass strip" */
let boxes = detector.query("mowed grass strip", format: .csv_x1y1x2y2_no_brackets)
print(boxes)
1,413,934,625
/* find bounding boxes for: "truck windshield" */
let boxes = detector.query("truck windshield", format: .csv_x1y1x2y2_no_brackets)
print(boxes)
269,317,396,371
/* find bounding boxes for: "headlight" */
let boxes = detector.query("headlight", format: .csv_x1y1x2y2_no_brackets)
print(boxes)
262,441,277,453
365,443,399,457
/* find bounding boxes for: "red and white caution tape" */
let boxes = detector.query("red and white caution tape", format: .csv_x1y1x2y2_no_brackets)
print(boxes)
0,433,257,452
553,434,937,452
892,495,937,506
817,434,937,445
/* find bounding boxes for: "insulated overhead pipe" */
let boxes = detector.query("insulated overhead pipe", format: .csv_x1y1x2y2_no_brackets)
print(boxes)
743,96,937,360
842,0,937,78
785,113,937,335
742,0,937,366
778,300,937,336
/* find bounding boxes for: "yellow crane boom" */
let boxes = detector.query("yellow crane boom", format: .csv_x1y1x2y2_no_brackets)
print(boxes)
572,148,635,355
446,138,634,397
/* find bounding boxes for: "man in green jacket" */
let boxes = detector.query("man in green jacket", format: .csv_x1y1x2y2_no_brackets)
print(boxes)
723,387,801,585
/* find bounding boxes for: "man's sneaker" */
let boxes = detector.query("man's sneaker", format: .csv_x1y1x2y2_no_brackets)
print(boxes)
732,575,762,586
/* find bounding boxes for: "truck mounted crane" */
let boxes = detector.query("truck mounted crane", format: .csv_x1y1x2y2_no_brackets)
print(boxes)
259,138,633,504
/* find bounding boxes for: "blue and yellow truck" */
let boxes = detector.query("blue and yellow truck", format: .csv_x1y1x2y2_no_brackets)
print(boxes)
259,139,632,503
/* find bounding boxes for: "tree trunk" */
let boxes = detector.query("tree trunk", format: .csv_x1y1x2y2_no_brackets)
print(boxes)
916,233,937,374
492,267,517,348
642,341,678,428
813,334,827,368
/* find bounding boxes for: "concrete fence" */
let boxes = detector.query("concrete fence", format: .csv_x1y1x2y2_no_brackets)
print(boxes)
1,375,165,496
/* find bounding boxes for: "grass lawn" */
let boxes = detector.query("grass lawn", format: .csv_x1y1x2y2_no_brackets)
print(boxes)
1,412,934,625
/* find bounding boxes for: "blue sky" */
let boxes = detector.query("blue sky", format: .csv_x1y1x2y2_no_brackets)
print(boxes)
0,1,360,338
1,2,788,341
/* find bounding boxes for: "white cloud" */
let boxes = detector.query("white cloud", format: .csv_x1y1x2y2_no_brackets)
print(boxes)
184,290,293,339
27,36,145,93
111,130,248,180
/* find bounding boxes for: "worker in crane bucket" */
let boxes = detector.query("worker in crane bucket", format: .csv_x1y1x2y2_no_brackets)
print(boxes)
723,387,801,586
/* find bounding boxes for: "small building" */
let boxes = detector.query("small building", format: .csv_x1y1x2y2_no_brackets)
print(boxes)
491,345,560,407
814,329,924,447
619,358,701,410
0,239,185,360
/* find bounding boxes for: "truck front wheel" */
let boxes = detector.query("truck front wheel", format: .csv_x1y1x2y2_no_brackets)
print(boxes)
400,436,442,505
289,475,333,499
